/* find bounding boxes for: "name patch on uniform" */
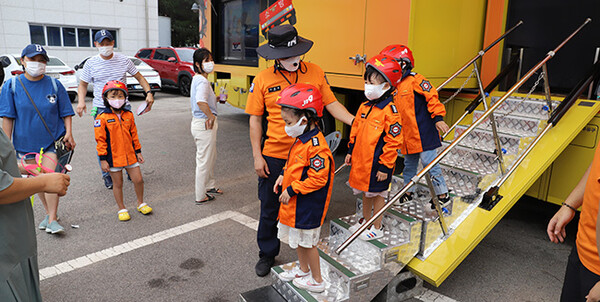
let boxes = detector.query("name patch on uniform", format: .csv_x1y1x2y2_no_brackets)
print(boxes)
390,104,398,113
268,86,281,93
310,155,325,172
107,119,116,123
312,137,319,146
94,119,101,127
389,122,401,137
249,83,255,93
420,80,432,92
361,113,366,118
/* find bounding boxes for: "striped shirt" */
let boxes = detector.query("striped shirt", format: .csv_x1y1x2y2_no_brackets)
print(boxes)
79,53,138,108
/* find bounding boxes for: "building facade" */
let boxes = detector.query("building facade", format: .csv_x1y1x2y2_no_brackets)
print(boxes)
0,0,159,68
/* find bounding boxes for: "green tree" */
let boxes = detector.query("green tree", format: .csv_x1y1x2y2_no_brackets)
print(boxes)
159,0,200,47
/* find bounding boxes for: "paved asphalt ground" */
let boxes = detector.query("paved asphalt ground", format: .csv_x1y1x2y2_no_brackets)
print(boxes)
32,90,577,302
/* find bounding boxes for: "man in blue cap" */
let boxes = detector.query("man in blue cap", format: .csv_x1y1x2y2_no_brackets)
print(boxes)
76,29,155,189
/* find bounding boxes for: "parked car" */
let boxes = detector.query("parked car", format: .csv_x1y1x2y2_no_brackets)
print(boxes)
0,54,78,102
74,56,161,95
134,47,197,96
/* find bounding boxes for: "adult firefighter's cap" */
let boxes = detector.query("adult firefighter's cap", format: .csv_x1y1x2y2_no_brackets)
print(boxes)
256,24,313,60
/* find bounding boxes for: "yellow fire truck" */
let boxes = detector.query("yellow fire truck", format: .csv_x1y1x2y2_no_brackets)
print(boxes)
198,0,600,300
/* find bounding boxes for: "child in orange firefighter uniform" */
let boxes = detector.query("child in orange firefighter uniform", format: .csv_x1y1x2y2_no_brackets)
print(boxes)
345,54,403,240
95,80,152,221
273,84,334,293
380,45,450,209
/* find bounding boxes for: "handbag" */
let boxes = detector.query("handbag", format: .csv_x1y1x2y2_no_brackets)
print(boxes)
17,76,73,171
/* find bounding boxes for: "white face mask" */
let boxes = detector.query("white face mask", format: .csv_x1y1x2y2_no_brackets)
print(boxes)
279,56,301,72
364,83,389,101
24,61,46,77
98,45,114,57
108,98,125,109
284,116,307,138
202,61,214,73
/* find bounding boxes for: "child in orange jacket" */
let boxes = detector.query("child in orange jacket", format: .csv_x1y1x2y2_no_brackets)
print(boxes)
273,84,334,293
346,54,403,240
95,81,152,221
380,45,450,209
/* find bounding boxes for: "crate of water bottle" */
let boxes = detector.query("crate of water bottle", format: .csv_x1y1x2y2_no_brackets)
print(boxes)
440,142,499,175
454,125,522,155
490,96,560,120
472,110,541,137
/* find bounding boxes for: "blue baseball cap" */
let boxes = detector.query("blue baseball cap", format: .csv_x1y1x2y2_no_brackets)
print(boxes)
21,44,49,61
94,29,114,43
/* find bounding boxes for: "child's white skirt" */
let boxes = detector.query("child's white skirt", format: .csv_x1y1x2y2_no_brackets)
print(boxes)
347,181,389,198
277,222,321,249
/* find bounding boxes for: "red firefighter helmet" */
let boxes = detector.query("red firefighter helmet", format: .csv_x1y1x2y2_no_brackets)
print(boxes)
365,54,403,86
380,44,414,69
276,83,323,117
102,80,128,99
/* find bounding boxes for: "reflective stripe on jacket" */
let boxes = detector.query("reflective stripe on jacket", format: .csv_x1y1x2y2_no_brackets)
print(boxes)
94,108,141,167
279,128,334,230
348,94,402,192
395,72,445,155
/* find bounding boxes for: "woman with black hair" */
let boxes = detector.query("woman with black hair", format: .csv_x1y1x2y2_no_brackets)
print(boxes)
190,48,222,204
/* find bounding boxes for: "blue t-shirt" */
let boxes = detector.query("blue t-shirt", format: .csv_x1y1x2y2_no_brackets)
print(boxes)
0,75,75,153
190,74,218,119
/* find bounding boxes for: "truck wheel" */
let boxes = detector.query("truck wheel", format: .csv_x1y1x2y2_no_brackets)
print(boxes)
179,75,191,97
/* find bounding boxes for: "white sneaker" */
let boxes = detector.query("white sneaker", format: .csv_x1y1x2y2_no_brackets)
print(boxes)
278,265,310,282
359,225,384,240
292,275,325,293
348,217,365,233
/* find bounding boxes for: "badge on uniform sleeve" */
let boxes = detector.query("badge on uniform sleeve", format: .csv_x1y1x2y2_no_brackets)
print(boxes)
249,83,255,93
310,155,325,172
389,122,401,137
390,104,398,113
312,137,319,146
420,80,432,92
94,119,101,127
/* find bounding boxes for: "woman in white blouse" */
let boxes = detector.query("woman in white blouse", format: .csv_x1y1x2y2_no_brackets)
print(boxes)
190,48,222,204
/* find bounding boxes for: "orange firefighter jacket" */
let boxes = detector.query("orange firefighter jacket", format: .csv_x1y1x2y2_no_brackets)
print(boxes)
279,128,334,229
94,108,141,167
394,72,446,155
348,93,402,193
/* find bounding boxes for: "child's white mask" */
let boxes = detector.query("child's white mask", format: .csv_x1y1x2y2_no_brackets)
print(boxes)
364,83,389,101
285,116,307,138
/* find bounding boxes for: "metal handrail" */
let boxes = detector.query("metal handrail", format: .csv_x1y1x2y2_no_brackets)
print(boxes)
482,59,600,209
335,18,591,255
436,21,523,91
442,54,521,140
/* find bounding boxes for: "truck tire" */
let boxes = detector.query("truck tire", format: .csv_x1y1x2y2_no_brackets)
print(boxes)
179,75,191,97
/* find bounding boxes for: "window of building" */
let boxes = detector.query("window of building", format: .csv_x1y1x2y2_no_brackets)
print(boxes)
137,49,153,59
78,28,91,47
29,25,45,45
213,0,263,66
62,27,76,47
28,24,118,48
46,26,61,46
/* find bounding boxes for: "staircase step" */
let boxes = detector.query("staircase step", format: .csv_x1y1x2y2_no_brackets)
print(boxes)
239,285,287,302
440,142,499,175
490,96,560,120
453,125,526,155
473,110,543,137
271,261,348,302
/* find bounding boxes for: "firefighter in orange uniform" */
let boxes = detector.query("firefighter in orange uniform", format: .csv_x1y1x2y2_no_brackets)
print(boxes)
246,24,353,277
273,84,334,292
380,45,450,209
345,54,403,240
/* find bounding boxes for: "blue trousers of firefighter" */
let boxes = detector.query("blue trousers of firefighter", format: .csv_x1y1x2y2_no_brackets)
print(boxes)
257,155,286,259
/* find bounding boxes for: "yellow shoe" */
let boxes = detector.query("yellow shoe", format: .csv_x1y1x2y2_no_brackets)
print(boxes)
137,203,153,215
118,209,130,221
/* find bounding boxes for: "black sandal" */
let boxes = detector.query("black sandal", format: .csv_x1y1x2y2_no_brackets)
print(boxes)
195,194,215,205
206,188,224,195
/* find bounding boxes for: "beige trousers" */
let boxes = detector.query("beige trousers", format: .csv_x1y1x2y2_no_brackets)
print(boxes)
191,117,218,201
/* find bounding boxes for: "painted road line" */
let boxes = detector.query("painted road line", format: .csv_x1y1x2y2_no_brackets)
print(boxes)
39,210,238,281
